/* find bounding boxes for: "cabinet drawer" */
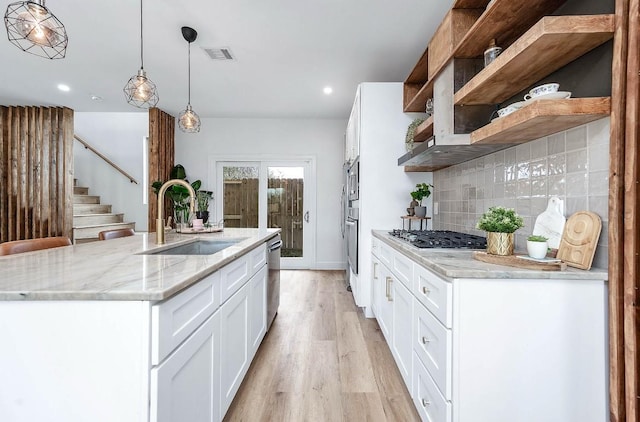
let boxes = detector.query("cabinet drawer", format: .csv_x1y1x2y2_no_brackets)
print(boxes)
220,253,251,303
380,241,412,289
414,264,452,328
151,272,220,365
371,238,380,258
249,243,267,274
413,352,452,422
414,300,452,400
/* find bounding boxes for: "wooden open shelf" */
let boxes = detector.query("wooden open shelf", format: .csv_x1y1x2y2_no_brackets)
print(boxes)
413,116,434,143
454,15,614,106
453,0,566,58
404,80,434,112
470,97,610,145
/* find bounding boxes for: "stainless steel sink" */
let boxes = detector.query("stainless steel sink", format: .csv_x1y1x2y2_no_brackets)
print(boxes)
146,239,246,255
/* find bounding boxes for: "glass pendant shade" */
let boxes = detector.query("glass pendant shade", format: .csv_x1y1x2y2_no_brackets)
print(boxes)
178,26,200,133
124,68,159,108
4,1,68,59
123,0,158,108
178,105,201,133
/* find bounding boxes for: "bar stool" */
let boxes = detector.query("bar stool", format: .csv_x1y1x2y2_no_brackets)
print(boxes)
98,228,135,241
0,236,72,256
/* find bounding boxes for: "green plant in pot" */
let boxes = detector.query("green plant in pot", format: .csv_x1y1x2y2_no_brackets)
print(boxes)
526,234,549,259
476,206,524,256
195,190,213,223
152,164,202,228
410,183,433,218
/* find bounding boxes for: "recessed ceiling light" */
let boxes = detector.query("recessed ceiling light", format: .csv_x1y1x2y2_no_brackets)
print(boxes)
57,84,70,92
323,86,333,95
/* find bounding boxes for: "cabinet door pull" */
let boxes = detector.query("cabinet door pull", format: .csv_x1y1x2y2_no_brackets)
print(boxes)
385,276,393,301
422,336,430,345
422,286,430,295
422,398,430,407
373,262,378,279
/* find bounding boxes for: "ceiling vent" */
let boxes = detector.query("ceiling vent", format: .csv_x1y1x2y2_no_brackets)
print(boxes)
203,47,235,61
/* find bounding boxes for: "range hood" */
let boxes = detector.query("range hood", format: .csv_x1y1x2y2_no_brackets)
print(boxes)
397,135,513,170
398,60,517,170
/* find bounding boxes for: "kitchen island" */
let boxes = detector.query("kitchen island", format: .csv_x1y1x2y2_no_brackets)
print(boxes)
0,228,279,422
371,230,608,422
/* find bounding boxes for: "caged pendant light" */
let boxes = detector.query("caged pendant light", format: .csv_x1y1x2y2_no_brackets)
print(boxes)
178,26,201,133
4,0,68,59
123,0,158,108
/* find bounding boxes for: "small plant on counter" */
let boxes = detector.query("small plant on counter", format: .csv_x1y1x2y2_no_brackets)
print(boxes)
410,183,433,206
527,234,548,242
476,206,524,233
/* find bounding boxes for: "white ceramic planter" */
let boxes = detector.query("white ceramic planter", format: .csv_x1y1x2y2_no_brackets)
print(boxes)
526,240,548,259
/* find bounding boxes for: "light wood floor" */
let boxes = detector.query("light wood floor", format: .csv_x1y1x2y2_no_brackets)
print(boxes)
224,270,420,422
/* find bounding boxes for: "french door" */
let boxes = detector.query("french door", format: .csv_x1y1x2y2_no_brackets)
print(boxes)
213,159,315,269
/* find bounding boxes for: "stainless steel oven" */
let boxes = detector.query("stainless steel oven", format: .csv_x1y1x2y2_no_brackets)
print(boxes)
346,207,358,274
347,157,359,201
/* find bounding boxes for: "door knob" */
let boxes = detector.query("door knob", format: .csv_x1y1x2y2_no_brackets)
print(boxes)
304,211,309,223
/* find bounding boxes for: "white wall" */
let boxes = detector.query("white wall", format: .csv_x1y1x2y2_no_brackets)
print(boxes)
74,112,149,231
175,117,347,270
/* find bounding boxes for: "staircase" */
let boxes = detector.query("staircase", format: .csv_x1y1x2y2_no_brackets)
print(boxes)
73,182,136,243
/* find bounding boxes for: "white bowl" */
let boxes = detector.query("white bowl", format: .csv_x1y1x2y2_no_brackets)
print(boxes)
524,83,560,100
497,101,526,117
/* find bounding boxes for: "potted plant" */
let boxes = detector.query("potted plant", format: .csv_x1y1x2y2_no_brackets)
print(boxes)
410,183,433,218
476,206,524,255
526,234,549,259
152,164,202,228
196,190,213,223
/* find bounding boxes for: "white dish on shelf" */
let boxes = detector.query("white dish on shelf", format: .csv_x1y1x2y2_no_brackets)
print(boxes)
525,91,572,101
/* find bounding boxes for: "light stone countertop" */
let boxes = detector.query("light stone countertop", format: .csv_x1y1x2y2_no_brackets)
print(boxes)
373,230,608,281
0,228,280,301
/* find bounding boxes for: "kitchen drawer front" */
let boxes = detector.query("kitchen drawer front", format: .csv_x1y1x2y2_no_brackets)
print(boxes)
392,250,413,290
220,253,251,303
379,241,394,268
414,299,452,400
151,271,220,365
249,243,267,274
413,352,452,422
414,264,452,328
371,238,380,259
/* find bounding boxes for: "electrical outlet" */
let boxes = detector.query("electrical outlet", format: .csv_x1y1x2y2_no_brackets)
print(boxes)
434,202,439,215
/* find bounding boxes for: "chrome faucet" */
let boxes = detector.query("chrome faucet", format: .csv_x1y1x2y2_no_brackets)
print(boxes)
156,179,196,244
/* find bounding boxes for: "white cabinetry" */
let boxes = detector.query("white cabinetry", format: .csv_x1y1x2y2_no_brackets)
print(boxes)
345,88,360,163
150,311,220,422
372,237,608,422
372,239,413,391
349,82,431,317
0,240,272,422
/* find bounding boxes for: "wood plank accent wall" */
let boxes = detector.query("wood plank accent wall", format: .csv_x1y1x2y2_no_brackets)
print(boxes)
0,106,73,243
148,108,175,232
610,0,639,420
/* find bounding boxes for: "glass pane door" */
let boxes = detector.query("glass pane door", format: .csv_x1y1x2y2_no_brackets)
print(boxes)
221,164,259,228
267,166,304,258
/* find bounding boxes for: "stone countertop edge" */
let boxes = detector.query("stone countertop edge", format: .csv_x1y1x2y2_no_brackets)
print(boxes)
0,228,281,301
372,230,608,281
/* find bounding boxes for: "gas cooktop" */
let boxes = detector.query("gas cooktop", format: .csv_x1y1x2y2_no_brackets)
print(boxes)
389,229,487,249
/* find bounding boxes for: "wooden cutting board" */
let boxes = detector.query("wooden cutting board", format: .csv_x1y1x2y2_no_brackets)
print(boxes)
473,251,567,271
556,211,601,270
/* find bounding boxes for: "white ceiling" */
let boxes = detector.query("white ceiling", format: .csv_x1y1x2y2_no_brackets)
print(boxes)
0,0,453,119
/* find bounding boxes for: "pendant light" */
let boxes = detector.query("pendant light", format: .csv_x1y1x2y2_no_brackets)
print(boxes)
4,0,68,59
123,0,158,108
178,26,201,133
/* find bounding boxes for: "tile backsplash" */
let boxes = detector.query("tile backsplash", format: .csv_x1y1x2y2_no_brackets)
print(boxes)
433,117,609,269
